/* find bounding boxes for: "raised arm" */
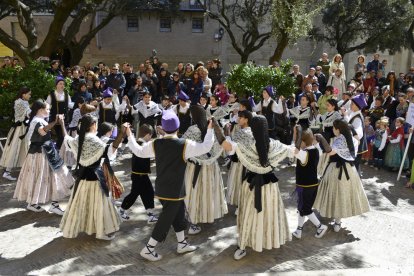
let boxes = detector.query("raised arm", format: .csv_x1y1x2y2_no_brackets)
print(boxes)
184,120,215,159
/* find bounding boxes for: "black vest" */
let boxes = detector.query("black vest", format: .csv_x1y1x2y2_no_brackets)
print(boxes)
99,102,116,124
50,91,69,122
153,138,187,200
349,113,368,154
131,141,151,174
261,100,275,130
296,148,319,186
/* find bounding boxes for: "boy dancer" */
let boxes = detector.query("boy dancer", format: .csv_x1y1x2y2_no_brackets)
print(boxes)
125,110,215,261
119,124,158,223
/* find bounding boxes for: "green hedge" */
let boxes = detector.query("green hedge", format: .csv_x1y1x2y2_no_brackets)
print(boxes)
226,60,296,100
0,61,71,133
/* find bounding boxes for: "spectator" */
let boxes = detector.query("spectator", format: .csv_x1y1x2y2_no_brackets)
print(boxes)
199,67,212,96
354,55,366,74
398,72,406,90
316,53,330,77
329,54,346,80
90,79,103,100
72,82,93,103
376,70,387,90
129,76,149,105
167,72,186,102
152,57,161,74
175,62,185,78
70,69,81,93
315,66,327,93
106,64,126,100
328,68,346,99
317,85,334,115
137,63,146,78
142,65,159,102
363,70,377,95
382,59,388,75
1,56,12,68
289,64,304,95
311,82,322,101
301,67,318,91
181,63,194,88
366,53,383,75
385,71,399,97
123,63,137,95
349,71,364,92
47,60,63,76
209,58,223,92
98,66,109,81
157,68,170,100
187,70,204,105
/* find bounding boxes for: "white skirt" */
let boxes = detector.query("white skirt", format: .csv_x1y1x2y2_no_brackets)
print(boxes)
185,162,228,224
13,152,73,204
60,180,121,238
237,181,291,252
226,161,244,206
313,162,370,219
0,125,29,169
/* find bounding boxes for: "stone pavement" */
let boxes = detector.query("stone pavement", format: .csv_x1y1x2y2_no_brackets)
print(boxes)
0,152,414,275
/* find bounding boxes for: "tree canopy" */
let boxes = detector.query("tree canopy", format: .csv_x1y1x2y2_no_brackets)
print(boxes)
0,0,180,65
310,0,412,57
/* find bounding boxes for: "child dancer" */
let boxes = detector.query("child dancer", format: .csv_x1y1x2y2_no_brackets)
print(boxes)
252,86,280,139
98,88,120,137
361,116,375,165
125,110,215,261
1,87,31,180
60,97,85,168
99,122,115,144
371,118,388,170
118,124,158,223
14,100,73,214
292,127,328,239
226,110,253,213
60,114,124,240
220,116,294,260
290,94,313,130
313,119,370,232
206,95,227,121
173,91,191,137
385,117,409,171
184,105,227,234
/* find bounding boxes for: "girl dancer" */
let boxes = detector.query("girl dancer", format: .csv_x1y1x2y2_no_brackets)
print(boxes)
184,105,227,234
173,91,191,137
60,114,124,240
206,95,227,121
220,116,294,260
225,110,253,213
313,119,370,232
290,94,313,130
1,87,31,180
14,100,73,214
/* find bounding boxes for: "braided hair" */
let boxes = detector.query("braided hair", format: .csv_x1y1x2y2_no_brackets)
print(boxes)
251,115,270,167
76,114,98,168
190,105,208,140
333,119,355,158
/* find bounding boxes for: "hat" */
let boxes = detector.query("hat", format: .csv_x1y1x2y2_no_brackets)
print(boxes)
102,87,113,98
161,110,180,132
351,93,367,109
178,90,189,101
248,96,256,110
55,76,65,85
263,85,274,98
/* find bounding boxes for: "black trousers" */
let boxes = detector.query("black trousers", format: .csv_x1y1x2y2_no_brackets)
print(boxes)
121,174,154,210
152,200,188,242
297,186,318,216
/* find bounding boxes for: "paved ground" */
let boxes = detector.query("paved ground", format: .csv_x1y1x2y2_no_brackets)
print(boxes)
0,152,414,275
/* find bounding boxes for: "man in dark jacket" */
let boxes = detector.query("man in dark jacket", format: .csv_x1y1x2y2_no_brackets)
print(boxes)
107,64,126,101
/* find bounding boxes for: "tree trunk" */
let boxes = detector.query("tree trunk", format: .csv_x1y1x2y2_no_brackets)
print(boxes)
68,47,83,66
240,53,249,64
269,33,289,65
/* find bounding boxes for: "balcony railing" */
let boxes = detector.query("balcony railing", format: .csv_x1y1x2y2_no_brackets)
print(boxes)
180,0,207,11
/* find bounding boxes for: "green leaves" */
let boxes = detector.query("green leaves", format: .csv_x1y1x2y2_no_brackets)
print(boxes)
0,61,71,131
226,60,296,100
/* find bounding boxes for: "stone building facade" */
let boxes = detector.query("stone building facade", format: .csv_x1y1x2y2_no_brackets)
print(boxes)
0,0,413,79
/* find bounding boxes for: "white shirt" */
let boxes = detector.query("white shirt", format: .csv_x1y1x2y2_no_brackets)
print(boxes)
294,145,316,165
173,103,190,114
127,128,214,159
346,110,363,140
254,98,284,114
46,90,74,109
132,101,161,118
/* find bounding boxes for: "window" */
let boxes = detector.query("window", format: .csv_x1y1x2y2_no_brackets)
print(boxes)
127,16,139,32
160,18,172,32
192,18,203,33
189,0,205,9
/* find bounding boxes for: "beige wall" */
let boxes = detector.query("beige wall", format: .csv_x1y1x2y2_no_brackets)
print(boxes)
1,12,413,79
